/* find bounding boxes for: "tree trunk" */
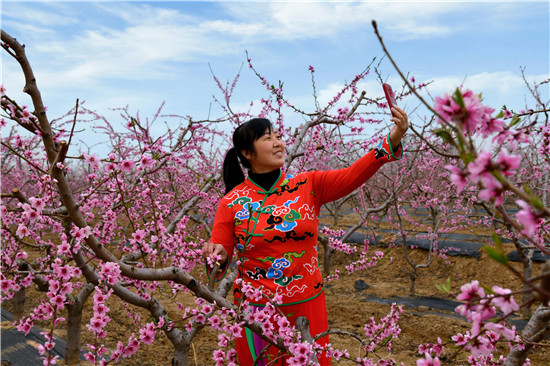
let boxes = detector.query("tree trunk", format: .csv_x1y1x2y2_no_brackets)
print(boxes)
409,267,417,297
65,302,84,365
10,287,26,321
171,344,191,366
503,306,550,366
64,283,95,366
518,246,534,317
323,243,334,277
295,316,320,365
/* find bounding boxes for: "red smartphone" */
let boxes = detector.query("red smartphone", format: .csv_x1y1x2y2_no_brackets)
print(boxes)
382,83,397,116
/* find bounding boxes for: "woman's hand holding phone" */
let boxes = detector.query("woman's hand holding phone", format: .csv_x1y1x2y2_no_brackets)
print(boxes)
383,83,408,149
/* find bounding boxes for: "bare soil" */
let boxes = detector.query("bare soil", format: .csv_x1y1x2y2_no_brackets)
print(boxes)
4,222,549,365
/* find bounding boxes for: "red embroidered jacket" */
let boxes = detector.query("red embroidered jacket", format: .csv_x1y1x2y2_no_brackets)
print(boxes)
210,134,402,305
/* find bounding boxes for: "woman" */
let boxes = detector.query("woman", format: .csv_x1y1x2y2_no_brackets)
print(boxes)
204,106,408,365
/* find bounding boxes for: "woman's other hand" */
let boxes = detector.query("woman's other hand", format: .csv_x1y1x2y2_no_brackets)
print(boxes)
202,242,228,265
389,106,409,150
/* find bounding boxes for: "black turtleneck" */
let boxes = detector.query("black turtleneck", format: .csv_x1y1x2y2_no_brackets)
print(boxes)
248,169,281,192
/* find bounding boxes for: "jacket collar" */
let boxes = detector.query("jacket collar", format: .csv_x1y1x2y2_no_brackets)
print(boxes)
245,169,286,195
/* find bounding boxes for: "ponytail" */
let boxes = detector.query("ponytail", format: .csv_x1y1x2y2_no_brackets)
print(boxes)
223,147,245,195
222,118,274,195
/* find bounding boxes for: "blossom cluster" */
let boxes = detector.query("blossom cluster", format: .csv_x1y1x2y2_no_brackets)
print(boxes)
438,88,545,241
416,280,521,365
434,88,505,137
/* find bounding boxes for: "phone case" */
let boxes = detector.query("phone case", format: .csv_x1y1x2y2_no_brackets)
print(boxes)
382,83,397,116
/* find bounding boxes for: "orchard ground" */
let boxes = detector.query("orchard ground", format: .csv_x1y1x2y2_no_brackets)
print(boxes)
3,212,549,365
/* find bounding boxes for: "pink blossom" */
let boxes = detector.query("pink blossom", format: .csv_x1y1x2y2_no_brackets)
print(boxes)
105,162,116,173
478,175,503,206
444,164,468,193
490,286,519,316
212,349,225,363
277,315,290,329
49,294,65,311
19,108,32,124
83,152,101,170
496,150,520,176
515,200,540,237
1,278,15,294
416,353,440,366
59,282,73,296
120,160,135,172
185,322,193,332
56,242,71,256
87,315,109,333
48,279,60,294
484,322,515,340
217,333,229,347
434,89,485,134
123,333,139,357
457,280,485,301
470,311,483,337
132,229,146,242
451,332,470,346
468,336,493,358
16,224,29,238
194,313,206,324
22,204,40,222
0,83,6,96
55,265,74,282
272,293,283,304
28,197,46,212
16,318,33,335
70,225,92,240
479,111,505,138
140,154,156,169
98,261,121,285
476,299,497,321
93,303,108,316
139,325,155,345
467,151,493,183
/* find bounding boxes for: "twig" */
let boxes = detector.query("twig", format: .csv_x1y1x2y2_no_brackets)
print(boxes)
409,124,459,159
67,99,79,149
207,263,221,290
371,20,454,130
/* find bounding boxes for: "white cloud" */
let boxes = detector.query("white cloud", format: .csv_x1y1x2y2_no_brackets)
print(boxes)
221,1,487,41
419,71,548,97
2,2,78,27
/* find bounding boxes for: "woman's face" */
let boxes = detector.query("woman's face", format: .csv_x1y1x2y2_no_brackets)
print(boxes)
243,129,285,174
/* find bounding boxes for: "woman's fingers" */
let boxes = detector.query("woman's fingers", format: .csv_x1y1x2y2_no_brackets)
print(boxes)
203,243,228,262
203,242,215,257
388,107,409,148
213,245,228,262
391,106,409,132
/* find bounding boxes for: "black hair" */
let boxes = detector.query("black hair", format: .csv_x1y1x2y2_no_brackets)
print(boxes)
223,118,273,195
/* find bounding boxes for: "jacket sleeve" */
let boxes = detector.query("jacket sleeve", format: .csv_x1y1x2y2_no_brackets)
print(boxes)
207,199,235,281
313,133,403,205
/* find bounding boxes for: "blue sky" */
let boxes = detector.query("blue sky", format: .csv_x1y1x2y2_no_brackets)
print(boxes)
2,1,549,152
